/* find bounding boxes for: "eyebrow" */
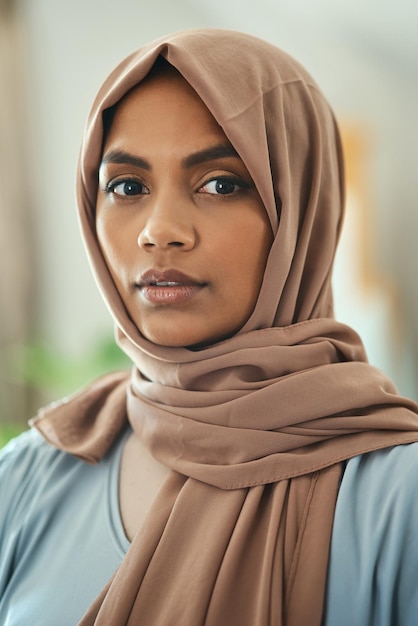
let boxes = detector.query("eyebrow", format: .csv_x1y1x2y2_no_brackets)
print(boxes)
183,143,239,168
100,143,240,171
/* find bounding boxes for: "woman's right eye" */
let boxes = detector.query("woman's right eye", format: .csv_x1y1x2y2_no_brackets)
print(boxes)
106,180,148,197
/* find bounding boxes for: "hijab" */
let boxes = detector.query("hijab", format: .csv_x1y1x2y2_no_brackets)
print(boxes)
32,29,418,625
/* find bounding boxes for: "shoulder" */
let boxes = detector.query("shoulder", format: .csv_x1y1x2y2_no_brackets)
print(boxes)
341,441,418,509
335,443,418,559
346,438,418,476
0,425,128,516
0,426,79,480
323,443,418,626
0,428,60,486
0,429,78,528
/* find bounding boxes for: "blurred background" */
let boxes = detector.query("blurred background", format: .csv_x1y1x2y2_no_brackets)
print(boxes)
1,0,417,439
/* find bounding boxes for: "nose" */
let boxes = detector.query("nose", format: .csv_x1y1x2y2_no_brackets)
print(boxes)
137,201,196,251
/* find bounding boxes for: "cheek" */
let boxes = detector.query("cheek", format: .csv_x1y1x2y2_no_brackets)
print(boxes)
243,225,273,308
96,213,129,282
216,216,272,299
96,210,112,252
238,216,272,270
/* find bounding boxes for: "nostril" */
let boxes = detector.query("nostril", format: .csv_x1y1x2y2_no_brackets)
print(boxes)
137,224,196,250
140,240,184,249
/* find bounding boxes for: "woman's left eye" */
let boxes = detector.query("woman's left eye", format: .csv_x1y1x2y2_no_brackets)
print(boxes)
199,178,242,196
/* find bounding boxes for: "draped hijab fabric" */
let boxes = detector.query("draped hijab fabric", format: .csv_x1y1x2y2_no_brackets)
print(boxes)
32,29,418,625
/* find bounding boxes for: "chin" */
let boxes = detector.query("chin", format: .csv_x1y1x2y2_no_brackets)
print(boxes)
138,325,217,350
140,329,202,349
147,335,213,350
143,327,241,351
135,311,246,350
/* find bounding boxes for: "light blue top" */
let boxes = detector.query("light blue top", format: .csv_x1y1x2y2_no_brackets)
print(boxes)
0,428,130,626
322,443,418,626
1,428,418,625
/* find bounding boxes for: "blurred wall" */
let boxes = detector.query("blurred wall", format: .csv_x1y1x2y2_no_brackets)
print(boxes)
10,0,418,414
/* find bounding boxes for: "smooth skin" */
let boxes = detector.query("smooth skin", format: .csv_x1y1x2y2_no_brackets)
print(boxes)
96,66,273,539
96,67,273,350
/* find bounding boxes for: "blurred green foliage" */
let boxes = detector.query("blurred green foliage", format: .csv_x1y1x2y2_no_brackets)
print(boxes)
16,335,131,396
0,423,23,448
0,334,131,448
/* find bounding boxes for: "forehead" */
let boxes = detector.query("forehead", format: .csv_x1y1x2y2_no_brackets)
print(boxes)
105,71,226,145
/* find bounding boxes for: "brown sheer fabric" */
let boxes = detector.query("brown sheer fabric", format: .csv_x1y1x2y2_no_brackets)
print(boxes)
31,30,418,625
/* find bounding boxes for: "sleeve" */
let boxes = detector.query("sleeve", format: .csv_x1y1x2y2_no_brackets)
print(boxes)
322,443,418,626
0,429,48,598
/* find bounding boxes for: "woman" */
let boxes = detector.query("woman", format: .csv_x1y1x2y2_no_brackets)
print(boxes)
1,28,418,626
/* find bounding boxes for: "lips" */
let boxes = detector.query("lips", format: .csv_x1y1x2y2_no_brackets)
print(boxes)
137,269,206,304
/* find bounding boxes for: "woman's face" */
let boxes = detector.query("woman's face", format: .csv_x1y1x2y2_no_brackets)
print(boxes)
96,69,273,348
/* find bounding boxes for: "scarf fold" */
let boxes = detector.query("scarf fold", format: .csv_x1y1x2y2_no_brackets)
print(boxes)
31,29,418,625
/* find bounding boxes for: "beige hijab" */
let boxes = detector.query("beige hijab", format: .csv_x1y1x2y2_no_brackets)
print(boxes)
33,29,418,625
